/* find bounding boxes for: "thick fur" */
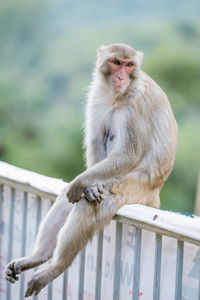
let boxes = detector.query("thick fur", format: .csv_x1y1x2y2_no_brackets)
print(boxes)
5,43,177,296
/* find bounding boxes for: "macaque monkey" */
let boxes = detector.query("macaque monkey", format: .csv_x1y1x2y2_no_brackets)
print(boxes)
5,43,177,296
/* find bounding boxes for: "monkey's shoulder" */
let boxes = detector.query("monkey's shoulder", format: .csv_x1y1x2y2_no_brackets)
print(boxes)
142,72,169,102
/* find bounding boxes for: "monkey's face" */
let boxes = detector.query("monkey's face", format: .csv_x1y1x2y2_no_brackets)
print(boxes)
107,57,136,92
97,44,143,94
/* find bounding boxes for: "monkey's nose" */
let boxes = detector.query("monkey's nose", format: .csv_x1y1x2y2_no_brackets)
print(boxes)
117,76,126,85
117,75,124,80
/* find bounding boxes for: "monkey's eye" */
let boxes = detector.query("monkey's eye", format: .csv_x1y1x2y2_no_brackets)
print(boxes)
113,59,121,65
127,62,134,67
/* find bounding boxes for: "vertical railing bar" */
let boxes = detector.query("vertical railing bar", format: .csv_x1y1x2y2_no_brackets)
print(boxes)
132,227,142,300
62,270,68,300
54,199,68,300
0,185,3,297
36,196,42,235
19,192,28,300
78,247,86,300
153,233,162,300
48,282,53,300
48,201,56,300
95,230,104,300
113,222,123,300
0,184,3,252
33,196,42,300
6,187,15,300
175,240,184,300
198,261,200,300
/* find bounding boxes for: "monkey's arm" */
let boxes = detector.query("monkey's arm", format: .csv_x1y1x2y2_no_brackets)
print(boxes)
85,150,138,180
84,110,108,168
67,151,141,203
85,139,107,168
67,123,146,203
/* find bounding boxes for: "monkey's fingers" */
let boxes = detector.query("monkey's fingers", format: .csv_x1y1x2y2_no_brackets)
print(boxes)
84,187,102,202
84,188,97,202
97,184,104,194
84,189,93,201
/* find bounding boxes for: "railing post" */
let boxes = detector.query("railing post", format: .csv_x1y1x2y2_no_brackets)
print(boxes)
132,228,142,300
19,192,28,300
198,263,200,300
113,222,122,300
95,230,104,300
62,270,68,300
175,240,184,300
0,184,3,253
78,248,86,300
153,234,162,300
33,196,42,300
6,187,15,300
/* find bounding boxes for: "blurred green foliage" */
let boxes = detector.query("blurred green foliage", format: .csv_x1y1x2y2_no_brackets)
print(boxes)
0,0,200,212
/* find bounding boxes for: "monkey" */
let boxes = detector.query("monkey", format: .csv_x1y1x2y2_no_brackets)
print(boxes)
5,43,177,297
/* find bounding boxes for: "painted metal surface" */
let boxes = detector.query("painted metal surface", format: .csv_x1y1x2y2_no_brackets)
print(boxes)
95,230,103,300
113,222,123,300
153,234,162,300
0,163,200,300
132,228,142,300
175,240,184,300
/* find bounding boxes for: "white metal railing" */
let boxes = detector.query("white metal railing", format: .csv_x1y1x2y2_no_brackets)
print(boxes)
0,161,200,300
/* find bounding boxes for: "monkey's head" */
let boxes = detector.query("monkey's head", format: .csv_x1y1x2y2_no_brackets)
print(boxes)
96,43,143,93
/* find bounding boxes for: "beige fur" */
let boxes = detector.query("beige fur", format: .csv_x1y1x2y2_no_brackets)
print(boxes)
5,43,177,296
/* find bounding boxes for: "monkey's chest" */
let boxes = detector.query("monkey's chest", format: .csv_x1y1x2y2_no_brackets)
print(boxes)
103,128,116,156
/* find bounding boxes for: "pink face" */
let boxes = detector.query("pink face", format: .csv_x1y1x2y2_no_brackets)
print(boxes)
107,57,136,91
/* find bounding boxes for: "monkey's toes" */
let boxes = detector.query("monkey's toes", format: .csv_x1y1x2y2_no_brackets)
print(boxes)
5,261,21,283
25,277,43,297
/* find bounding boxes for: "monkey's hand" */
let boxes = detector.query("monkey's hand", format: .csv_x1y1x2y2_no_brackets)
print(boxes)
67,178,85,203
84,184,104,203
67,177,104,204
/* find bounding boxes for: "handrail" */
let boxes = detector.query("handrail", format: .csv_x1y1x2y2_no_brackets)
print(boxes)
0,161,66,201
0,161,200,246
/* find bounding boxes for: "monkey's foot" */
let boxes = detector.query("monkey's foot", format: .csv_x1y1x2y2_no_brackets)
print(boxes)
5,260,22,283
25,273,47,297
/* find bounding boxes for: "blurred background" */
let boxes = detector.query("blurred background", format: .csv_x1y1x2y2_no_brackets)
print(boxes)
0,0,199,212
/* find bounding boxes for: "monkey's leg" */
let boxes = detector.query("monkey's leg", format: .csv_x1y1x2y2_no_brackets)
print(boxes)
5,186,73,283
24,187,128,297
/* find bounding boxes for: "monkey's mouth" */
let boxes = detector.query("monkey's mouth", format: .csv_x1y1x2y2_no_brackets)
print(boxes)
111,74,130,90
112,81,128,90
113,77,127,86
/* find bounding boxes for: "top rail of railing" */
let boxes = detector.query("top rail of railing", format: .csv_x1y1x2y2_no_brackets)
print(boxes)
0,161,200,246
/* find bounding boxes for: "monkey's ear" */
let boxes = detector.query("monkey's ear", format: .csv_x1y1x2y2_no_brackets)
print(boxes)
136,51,144,66
97,44,107,57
